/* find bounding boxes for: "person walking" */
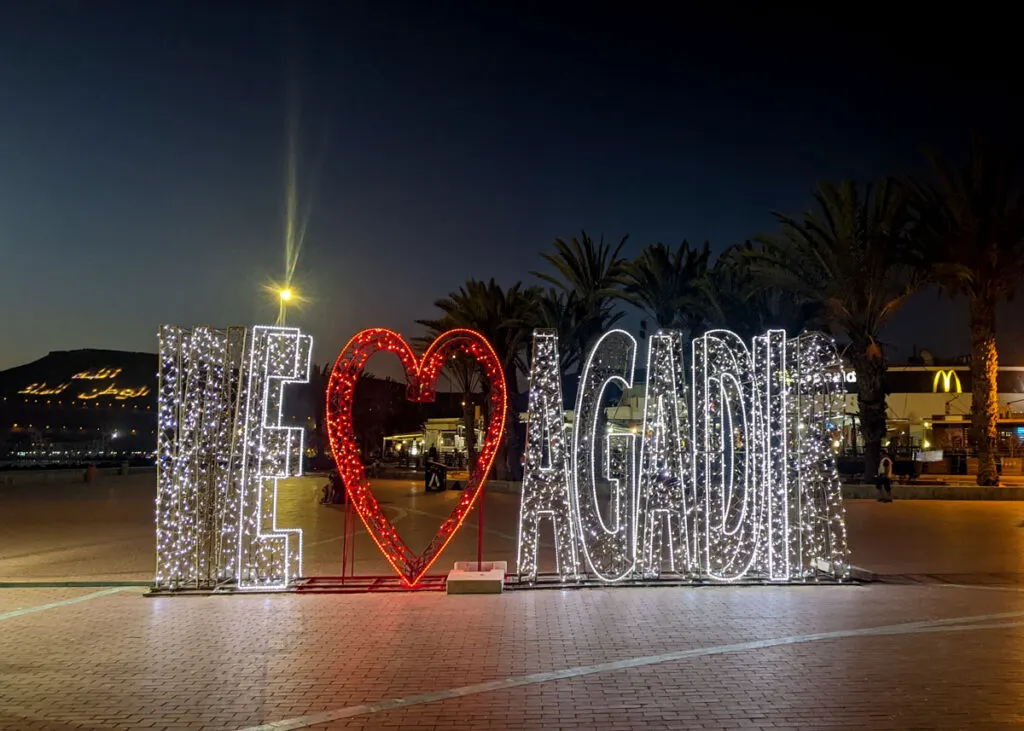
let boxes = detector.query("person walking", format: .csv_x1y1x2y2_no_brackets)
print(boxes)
877,450,893,502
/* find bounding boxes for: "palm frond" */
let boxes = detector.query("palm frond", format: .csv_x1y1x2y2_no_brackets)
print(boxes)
907,135,1024,301
751,178,920,343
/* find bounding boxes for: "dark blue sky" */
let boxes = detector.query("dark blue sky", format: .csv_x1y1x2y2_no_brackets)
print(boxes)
1,2,1021,370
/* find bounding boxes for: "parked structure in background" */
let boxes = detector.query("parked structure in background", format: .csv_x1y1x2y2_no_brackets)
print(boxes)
381,416,485,469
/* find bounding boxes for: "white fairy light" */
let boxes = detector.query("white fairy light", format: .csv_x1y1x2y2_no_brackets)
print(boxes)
156,326,246,590
155,324,312,592
754,329,789,580
515,326,850,585
236,326,313,590
692,329,763,581
635,330,692,578
785,332,850,580
515,330,580,582
572,329,637,582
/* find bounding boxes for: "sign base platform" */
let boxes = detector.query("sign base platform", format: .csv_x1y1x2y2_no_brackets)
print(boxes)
446,561,506,595
504,571,858,590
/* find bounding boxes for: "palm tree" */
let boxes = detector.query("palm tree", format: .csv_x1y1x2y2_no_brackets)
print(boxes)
907,136,1024,485
752,179,921,482
531,231,630,369
621,240,713,337
418,279,537,479
418,279,535,383
707,242,821,341
528,288,609,376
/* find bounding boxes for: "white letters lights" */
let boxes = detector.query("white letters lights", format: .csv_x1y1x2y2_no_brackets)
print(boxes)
515,328,849,585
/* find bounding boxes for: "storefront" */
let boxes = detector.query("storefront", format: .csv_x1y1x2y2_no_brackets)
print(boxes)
838,363,1024,473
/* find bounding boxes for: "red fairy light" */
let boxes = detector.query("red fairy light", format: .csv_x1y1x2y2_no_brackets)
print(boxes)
325,328,508,587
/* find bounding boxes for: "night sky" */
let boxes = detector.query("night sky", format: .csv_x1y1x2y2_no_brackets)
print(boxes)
2,2,1021,372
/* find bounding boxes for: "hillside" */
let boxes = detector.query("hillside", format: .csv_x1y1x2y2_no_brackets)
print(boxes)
0,349,157,404
0,350,158,457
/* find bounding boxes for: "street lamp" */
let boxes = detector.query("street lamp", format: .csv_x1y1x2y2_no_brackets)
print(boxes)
265,281,306,326
277,287,294,325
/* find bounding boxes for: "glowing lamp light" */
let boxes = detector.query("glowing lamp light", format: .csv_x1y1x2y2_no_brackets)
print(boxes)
279,288,293,302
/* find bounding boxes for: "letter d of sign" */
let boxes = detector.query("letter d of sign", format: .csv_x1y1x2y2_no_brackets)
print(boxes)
692,330,763,581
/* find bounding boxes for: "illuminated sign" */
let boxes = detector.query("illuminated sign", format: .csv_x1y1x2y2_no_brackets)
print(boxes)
785,369,856,387
516,327,850,585
18,378,149,400
19,382,70,396
72,367,122,380
19,381,149,400
78,384,151,400
932,369,962,394
155,325,313,591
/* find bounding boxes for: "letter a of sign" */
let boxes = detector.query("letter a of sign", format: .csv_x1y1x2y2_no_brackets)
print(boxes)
516,330,580,582
636,331,693,578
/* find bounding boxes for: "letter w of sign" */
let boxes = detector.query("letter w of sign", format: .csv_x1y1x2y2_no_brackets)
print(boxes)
932,369,962,393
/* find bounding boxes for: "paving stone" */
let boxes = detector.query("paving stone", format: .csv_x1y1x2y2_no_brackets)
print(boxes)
4,475,1024,729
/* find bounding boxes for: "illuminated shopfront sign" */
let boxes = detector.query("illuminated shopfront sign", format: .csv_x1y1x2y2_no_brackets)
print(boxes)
932,369,962,394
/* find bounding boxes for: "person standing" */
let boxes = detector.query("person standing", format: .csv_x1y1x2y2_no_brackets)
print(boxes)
877,450,893,502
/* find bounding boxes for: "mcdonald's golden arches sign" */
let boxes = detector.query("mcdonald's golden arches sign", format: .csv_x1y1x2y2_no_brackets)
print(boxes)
932,369,962,393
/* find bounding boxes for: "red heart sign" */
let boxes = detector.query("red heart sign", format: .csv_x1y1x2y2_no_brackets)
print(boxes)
325,328,508,586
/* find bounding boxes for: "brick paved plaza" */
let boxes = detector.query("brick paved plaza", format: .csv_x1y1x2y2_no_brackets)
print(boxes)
3,474,1024,730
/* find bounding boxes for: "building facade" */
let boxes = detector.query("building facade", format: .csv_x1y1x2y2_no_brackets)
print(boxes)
841,365,1024,456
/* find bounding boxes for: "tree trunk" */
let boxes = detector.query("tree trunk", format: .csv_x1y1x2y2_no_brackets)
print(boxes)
851,342,887,483
969,294,1000,486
